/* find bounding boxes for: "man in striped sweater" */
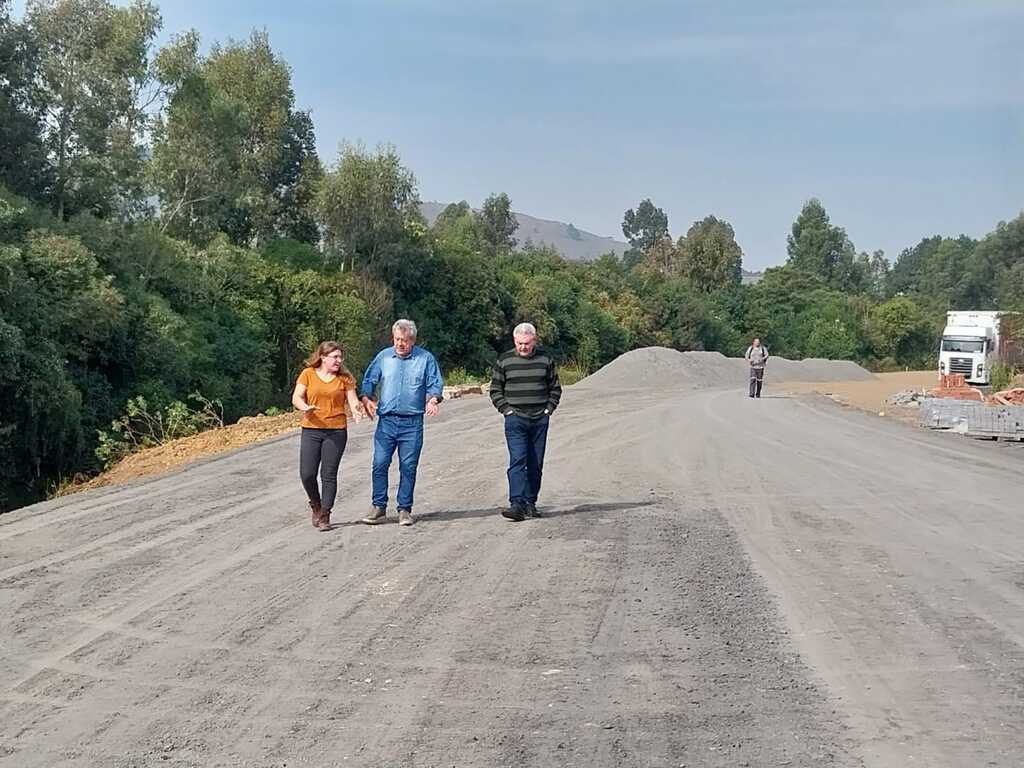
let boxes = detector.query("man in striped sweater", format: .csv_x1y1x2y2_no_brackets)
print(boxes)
490,322,563,522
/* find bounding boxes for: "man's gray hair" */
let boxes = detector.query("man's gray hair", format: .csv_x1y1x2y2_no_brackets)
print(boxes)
513,322,537,338
392,319,418,338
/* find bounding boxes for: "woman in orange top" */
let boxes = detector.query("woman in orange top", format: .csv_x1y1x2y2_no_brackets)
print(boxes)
291,341,362,530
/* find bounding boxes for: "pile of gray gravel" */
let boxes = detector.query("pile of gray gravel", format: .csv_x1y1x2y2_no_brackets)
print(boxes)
573,347,873,391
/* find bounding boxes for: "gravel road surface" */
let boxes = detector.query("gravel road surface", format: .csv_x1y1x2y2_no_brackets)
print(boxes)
2,356,1021,767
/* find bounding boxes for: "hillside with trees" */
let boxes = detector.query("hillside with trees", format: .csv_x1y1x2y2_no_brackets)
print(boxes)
1,0,1021,511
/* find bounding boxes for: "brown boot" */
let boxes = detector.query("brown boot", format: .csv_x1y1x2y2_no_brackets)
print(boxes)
317,508,332,531
309,499,322,528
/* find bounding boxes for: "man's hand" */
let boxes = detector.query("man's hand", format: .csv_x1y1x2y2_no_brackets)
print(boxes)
360,396,377,420
425,396,439,417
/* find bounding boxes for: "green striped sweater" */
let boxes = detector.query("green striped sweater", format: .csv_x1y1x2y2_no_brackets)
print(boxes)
490,347,562,417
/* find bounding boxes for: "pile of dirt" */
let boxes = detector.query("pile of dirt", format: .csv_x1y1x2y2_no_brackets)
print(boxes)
574,347,872,391
61,411,302,495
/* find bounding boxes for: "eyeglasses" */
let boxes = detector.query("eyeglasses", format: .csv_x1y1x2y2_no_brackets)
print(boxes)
325,353,343,360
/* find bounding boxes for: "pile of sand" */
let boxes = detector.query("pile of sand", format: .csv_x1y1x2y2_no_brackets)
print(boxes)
573,347,873,391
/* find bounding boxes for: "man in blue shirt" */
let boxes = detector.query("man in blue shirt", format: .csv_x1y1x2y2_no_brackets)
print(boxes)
360,319,444,526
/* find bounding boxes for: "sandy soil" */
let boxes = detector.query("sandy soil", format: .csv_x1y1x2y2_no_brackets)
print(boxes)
61,412,304,494
779,370,939,420
2,353,1022,767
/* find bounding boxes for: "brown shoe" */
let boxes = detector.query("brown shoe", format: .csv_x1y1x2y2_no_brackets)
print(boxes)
309,500,322,528
362,506,387,525
317,508,332,531
398,508,414,526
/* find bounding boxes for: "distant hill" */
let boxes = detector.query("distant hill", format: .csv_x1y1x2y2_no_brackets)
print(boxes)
420,202,629,262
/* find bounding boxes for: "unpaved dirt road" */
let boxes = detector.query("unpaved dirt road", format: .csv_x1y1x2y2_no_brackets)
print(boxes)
2,378,1023,767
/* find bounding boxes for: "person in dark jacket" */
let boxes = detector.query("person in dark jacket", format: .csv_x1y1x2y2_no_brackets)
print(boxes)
490,323,562,522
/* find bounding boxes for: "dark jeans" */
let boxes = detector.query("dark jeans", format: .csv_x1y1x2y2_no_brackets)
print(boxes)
749,367,765,397
504,414,550,507
372,414,425,510
299,428,348,512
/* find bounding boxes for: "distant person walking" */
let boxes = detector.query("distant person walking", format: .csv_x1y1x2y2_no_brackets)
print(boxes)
292,341,362,531
745,337,769,398
359,320,444,527
490,322,562,522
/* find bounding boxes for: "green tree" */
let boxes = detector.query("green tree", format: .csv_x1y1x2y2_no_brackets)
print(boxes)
432,201,483,252
622,198,669,253
743,265,830,357
647,278,711,350
0,1,50,201
405,244,504,372
888,235,981,309
920,236,982,308
433,201,472,231
804,317,861,360
972,214,1024,311
888,236,940,297
786,199,856,290
856,249,890,299
316,142,421,273
476,192,518,256
26,0,161,220
677,214,743,291
643,234,679,276
151,30,322,246
0,224,129,509
868,296,935,366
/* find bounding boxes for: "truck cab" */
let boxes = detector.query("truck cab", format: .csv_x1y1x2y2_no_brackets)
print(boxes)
938,311,1000,385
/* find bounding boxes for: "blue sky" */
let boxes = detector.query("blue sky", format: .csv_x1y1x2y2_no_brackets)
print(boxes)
15,1,1024,268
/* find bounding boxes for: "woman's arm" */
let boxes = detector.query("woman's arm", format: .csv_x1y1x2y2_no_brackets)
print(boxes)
292,382,316,412
345,387,363,422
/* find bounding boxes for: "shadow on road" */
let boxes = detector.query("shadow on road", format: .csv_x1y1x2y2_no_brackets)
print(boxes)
415,499,657,524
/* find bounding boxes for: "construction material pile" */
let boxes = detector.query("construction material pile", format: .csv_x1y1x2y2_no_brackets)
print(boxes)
920,373,1024,439
990,387,1024,406
573,347,873,391
920,398,1024,439
887,390,926,407
930,374,985,402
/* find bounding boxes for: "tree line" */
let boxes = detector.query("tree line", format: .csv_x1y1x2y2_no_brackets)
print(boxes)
1,0,1021,511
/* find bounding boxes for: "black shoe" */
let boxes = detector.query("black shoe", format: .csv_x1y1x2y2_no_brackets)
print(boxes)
501,505,525,522
524,503,541,518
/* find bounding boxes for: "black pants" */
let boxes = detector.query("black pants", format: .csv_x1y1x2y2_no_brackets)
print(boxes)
299,428,348,512
749,367,764,397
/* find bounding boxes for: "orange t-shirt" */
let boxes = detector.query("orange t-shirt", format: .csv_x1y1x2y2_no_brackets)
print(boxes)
296,367,355,429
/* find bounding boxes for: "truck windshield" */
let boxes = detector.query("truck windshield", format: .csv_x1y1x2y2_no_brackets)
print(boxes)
941,337,985,353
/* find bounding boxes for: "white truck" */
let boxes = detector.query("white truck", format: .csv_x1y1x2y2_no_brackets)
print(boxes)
938,311,1015,385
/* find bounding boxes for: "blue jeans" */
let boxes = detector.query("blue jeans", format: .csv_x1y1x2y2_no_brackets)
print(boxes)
372,414,425,510
504,414,550,506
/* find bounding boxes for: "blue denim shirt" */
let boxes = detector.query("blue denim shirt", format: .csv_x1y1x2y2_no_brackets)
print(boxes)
359,346,444,416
